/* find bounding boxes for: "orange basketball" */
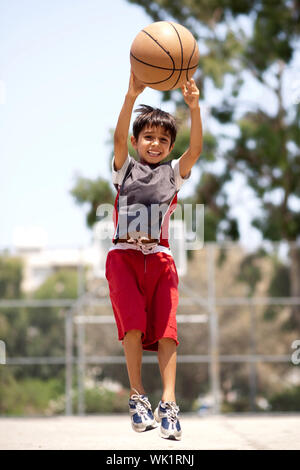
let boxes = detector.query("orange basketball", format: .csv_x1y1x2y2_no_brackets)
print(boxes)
130,21,199,91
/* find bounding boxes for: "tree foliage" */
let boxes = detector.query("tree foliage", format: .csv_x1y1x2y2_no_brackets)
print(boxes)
0,255,23,299
127,0,300,238
126,0,300,323
70,176,115,228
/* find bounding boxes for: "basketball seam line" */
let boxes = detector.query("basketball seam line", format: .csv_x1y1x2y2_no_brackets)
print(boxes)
141,29,175,64
130,52,198,72
168,22,183,89
139,29,176,85
186,40,197,81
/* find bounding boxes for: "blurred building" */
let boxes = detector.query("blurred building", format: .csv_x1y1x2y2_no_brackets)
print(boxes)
11,221,186,292
12,226,104,292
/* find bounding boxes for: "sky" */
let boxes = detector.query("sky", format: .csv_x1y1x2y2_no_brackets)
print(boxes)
0,0,299,251
0,0,169,248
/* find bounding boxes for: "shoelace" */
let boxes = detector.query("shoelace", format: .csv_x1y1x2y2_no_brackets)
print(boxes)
163,401,179,423
131,389,151,416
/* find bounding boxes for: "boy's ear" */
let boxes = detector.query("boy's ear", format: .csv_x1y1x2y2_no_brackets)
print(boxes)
169,143,175,153
131,135,138,149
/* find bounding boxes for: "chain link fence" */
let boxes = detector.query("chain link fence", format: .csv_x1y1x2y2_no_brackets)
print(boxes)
1,241,300,415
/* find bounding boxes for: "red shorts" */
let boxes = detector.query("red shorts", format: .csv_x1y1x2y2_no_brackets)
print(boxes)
105,249,179,351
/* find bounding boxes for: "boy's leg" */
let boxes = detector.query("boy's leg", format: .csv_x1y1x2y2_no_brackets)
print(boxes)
156,337,182,440
157,337,177,402
123,329,145,396
124,329,157,432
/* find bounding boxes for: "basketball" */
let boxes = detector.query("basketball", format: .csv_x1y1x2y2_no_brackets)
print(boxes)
130,21,199,91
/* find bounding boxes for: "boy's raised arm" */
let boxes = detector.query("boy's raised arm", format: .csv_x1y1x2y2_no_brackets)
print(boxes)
179,79,203,178
114,72,145,171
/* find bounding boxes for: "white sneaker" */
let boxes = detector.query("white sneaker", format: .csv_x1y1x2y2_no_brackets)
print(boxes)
129,389,157,432
154,400,182,440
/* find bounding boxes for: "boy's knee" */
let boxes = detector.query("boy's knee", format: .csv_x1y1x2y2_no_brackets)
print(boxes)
125,329,143,340
158,337,176,346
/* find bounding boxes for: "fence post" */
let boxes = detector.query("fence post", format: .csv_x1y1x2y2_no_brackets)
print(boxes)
207,243,221,414
65,309,73,415
77,251,85,415
77,318,85,415
249,302,257,411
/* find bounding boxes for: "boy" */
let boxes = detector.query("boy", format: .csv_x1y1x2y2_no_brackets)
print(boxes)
105,71,202,440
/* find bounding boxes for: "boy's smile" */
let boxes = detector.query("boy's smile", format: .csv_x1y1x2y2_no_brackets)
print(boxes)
131,125,174,165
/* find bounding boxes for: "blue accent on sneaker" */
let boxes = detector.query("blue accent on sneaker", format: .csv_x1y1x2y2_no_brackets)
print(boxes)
162,417,169,430
132,412,142,424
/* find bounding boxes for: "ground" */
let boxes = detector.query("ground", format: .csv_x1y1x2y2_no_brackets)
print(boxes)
0,413,299,450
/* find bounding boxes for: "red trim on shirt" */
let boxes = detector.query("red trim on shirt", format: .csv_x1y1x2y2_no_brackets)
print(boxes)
112,188,120,243
159,193,177,248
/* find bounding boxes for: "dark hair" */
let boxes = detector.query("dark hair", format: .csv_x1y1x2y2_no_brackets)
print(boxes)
133,104,177,148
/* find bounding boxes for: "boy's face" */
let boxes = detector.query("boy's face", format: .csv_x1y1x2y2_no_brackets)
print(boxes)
131,125,174,165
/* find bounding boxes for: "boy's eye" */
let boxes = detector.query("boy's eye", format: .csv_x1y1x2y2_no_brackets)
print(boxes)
143,135,169,143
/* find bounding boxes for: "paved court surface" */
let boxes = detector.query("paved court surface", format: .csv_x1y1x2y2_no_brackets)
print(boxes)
0,414,299,450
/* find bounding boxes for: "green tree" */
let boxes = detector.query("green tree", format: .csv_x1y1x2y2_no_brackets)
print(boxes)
25,269,80,379
0,255,28,361
71,176,115,228
0,260,79,414
0,255,31,412
0,255,23,299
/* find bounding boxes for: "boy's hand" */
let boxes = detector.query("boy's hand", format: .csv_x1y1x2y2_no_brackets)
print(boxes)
181,79,200,109
127,70,146,98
